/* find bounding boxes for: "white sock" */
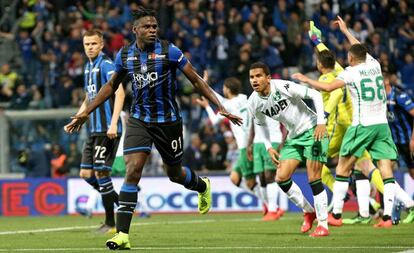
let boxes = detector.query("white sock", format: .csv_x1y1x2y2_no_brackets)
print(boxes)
332,180,349,215
261,186,269,204
286,181,314,213
314,190,328,229
267,182,280,212
356,179,370,218
395,182,414,208
383,182,396,217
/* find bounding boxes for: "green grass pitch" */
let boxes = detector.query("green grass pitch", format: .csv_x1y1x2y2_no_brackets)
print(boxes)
0,213,413,252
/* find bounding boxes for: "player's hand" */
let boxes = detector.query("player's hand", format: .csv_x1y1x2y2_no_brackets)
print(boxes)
291,73,310,83
314,124,327,141
334,16,348,33
219,109,243,126
267,147,280,166
64,111,89,133
107,124,118,139
247,144,253,161
195,96,209,108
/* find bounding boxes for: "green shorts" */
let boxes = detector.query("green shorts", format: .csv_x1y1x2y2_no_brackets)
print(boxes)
340,124,398,161
253,142,280,174
280,127,328,163
233,148,255,179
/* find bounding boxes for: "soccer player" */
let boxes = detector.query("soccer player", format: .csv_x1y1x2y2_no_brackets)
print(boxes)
307,22,382,225
384,73,414,223
248,62,330,237
248,117,285,221
196,77,268,210
64,30,124,233
292,16,398,227
64,8,241,250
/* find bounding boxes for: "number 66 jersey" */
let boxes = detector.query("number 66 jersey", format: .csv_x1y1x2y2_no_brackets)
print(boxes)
336,54,387,126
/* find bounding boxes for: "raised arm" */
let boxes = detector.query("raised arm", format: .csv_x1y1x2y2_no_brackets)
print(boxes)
335,16,360,45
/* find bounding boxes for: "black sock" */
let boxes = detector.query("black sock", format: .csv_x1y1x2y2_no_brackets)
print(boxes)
117,184,138,234
277,178,293,193
309,179,324,196
85,175,99,191
98,177,116,227
183,167,206,193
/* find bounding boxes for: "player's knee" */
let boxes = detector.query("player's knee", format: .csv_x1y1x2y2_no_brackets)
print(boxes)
264,171,276,184
79,169,93,179
245,179,256,189
409,169,414,180
230,172,241,186
95,170,110,179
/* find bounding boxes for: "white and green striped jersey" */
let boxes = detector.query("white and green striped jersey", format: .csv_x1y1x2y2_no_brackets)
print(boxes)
205,92,251,149
248,80,325,143
336,54,387,126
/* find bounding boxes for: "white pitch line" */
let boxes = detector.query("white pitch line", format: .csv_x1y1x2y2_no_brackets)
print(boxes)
0,217,262,235
0,246,413,252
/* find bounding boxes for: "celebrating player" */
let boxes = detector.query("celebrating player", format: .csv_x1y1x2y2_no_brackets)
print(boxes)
64,8,241,250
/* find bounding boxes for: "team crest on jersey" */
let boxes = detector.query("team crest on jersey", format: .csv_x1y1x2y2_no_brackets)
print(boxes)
272,91,282,101
141,64,147,73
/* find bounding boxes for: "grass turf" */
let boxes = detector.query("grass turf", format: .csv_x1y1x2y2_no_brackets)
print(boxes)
0,212,413,252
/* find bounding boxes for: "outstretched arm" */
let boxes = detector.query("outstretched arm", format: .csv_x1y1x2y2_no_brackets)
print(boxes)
182,62,242,125
335,16,360,45
291,73,345,92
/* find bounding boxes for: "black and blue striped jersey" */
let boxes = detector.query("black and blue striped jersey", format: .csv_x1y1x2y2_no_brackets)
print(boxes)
84,52,122,136
114,39,188,123
387,86,414,144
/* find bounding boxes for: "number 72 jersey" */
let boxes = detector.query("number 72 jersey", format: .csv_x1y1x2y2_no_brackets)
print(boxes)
336,54,387,126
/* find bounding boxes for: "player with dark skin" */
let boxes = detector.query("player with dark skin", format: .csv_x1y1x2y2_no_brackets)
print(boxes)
65,8,242,250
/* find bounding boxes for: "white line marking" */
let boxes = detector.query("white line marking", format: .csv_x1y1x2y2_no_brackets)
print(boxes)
0,246,412,252
0,218,262,235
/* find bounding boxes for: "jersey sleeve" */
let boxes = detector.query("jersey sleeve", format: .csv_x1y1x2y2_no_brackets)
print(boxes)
169,43,188,70
101,60,116,83
114,48,125,73
336,70,352,84
397,92,414,112
325,88,343,114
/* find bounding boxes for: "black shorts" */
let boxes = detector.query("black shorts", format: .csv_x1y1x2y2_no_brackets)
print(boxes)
123,117,183,165
80,135,120,171
396,143,414,169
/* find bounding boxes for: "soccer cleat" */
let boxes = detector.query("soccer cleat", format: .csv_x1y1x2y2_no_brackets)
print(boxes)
276,208,285,218
342,215,371,225
309,225,330,237
96,224,116,234
328,213,343,226
138,212,151,218
198,177,211,214
402,208,414,224
373,219,392,228
301,212,316,233
262,203,269,216
106,232,131,250
262,211,280,221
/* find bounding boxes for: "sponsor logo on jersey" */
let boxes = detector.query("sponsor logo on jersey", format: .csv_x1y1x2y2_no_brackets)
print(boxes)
261,99,288,117
127,56,138,61
148,53,166,59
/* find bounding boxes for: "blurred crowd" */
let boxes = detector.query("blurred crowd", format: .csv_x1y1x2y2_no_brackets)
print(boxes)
1,0,413,176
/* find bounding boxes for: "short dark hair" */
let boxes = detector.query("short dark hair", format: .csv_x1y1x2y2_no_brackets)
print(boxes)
132,7,156,23
349,44,368,62
317,50,336,69
224,77,241,95
83,29,103,39
250,62,270,76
